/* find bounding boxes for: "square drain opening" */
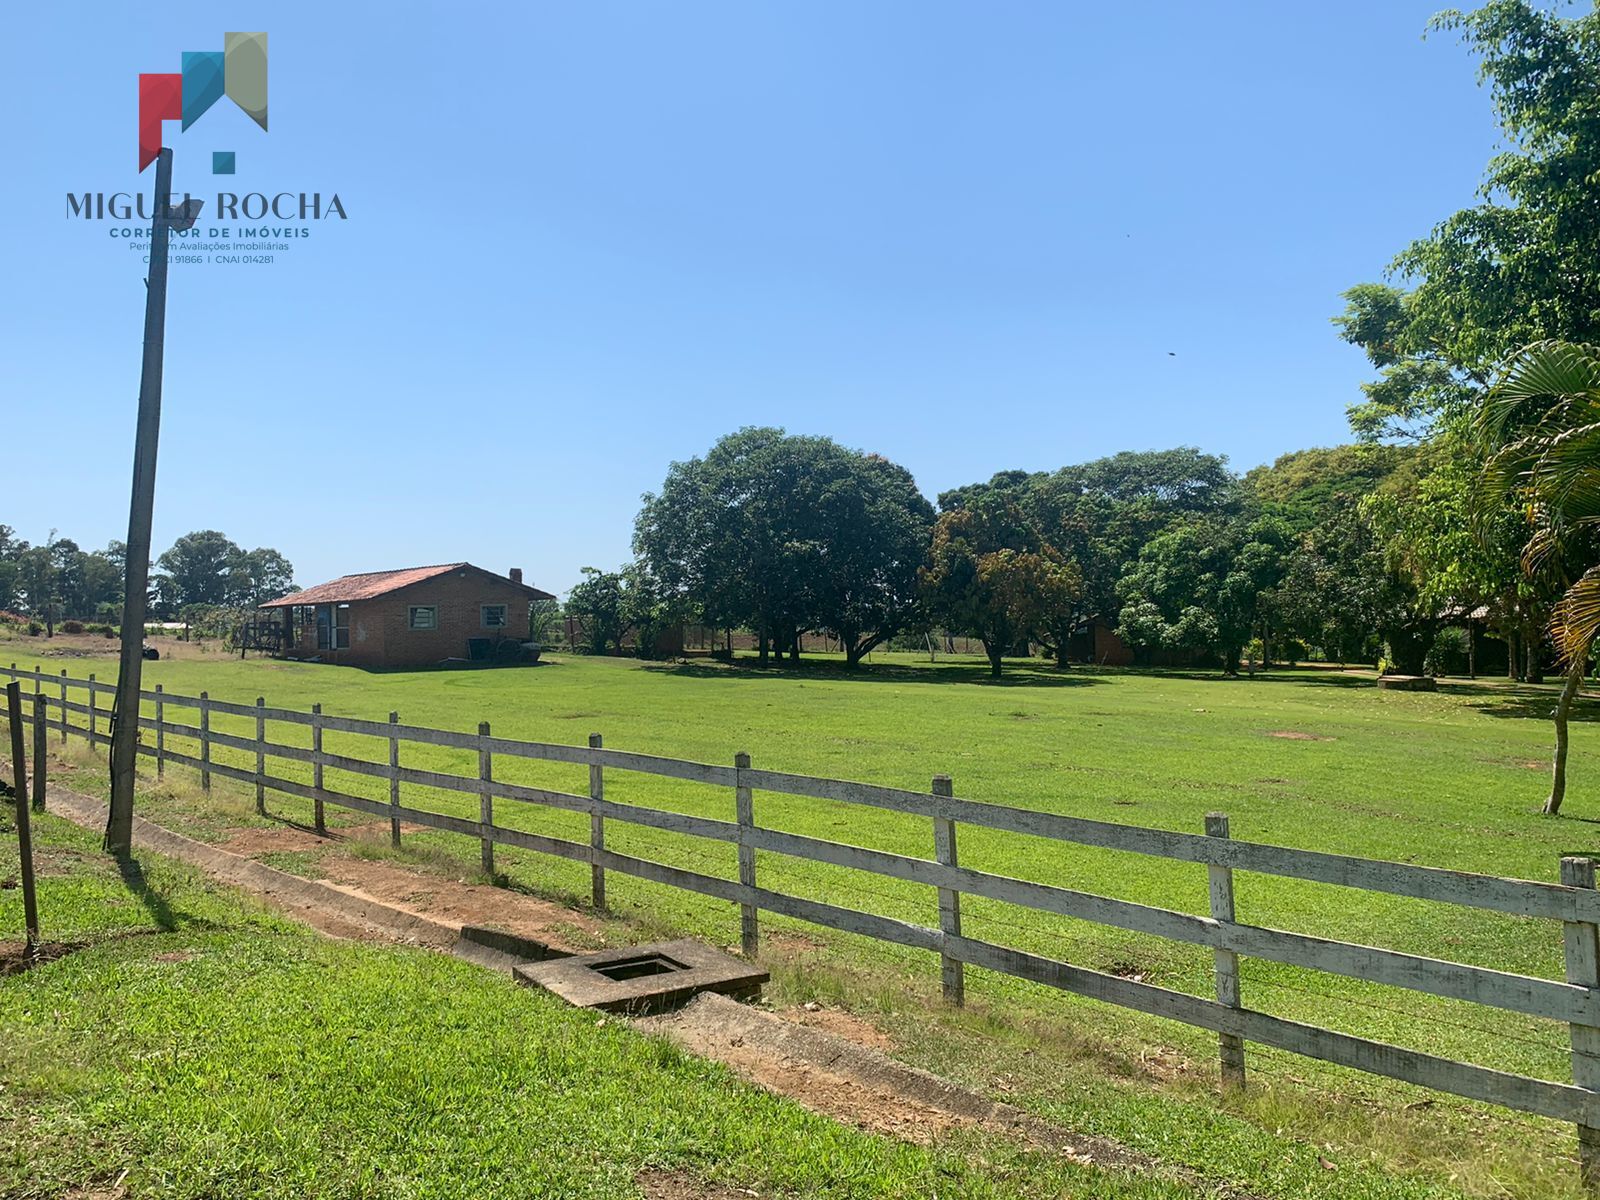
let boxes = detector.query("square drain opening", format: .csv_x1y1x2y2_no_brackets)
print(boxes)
594,953,689,983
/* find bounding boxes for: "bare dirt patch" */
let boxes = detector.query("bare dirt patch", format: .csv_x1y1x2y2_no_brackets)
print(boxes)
644,995,1141,1168
220,825,333,857
1266,730,1334,742
703,1033,966,1144
764,930,826,954
33,846,95,876
636,1170,761,1199
316,854,602,947
0,940,83,974
785,1003,894,1051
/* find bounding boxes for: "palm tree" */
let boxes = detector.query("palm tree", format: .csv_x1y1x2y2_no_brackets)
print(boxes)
1478,341,1600,814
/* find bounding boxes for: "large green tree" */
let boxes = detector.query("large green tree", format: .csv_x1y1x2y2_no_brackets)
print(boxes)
1244,444,1414,533
154,531,294,613
939,448,1235,665
567,567,628,656
1115,517,1291,674
634,428,933,666
156,531,244,609
1338,1,1600,439
919,497,1080,679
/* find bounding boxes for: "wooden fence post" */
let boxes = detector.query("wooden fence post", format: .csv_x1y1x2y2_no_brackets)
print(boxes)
86,674,97,746
199,691,211,793
388,711,400,848
932,774,963,1006
154,684,165,779
478,721,494,876
736,750,758,957
1206,812,1247,1089
5,683,39,961
31,690,46,812
311,704,325,835
58,670,67,744
1561,855,1600,1191
588,733,606,909
30,668,42,759
254,697,266,813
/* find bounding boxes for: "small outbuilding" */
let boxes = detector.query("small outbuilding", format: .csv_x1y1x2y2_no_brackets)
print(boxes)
259,563,554,669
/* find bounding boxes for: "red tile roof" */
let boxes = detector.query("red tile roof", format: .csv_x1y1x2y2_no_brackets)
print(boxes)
261,563,554,607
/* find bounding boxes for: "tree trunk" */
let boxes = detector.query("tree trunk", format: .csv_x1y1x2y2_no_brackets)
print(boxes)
788,632,801,664
1222,645,1241,677
1547,658,1586,816
982,640,1004,679
757,627,769,665
1526,625,1545,685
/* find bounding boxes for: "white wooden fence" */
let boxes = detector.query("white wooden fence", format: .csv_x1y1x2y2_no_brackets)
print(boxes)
4,662,1599,1187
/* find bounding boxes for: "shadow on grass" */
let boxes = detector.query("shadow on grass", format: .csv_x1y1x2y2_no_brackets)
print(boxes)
115,854,179,932
1454,687,1600,723
262,656,560,677
640,658,1107,688
259,810,342,839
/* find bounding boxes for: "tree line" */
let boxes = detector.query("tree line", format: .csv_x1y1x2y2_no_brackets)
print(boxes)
566,431,1437,682
0,527,293,632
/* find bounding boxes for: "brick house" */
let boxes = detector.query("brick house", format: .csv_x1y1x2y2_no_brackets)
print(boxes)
259,563,555,669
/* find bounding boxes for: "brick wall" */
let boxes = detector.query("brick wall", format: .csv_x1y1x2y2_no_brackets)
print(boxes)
281,569,537,668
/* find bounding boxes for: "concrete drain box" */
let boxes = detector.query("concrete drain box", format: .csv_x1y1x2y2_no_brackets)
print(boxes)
514,938,767,1013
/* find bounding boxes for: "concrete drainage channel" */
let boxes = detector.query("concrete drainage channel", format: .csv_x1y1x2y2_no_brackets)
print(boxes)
36,786,1232,1195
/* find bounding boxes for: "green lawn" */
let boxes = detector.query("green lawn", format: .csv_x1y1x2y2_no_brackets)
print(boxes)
4,637,1596,1197
0,810,1208,1200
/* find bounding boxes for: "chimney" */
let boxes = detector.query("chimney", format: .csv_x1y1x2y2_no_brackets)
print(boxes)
509,567,523,585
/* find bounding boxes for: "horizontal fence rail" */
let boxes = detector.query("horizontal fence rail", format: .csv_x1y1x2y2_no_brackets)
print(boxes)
4,661,1600,1182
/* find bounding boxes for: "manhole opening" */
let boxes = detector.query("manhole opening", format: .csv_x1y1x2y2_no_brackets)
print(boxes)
594,953,689,982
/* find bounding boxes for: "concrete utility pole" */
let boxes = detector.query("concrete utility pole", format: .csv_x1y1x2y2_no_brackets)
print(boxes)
106,148,198,857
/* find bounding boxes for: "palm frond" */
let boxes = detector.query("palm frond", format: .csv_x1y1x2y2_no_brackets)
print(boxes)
1554,564,1600,665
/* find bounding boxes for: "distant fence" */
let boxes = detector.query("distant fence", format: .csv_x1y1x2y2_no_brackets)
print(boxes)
5,660,1600,1187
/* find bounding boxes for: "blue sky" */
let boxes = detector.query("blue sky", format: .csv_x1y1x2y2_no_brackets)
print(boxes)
1,3,1511,595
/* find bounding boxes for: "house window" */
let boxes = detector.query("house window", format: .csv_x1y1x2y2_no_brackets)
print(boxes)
315,605,332,650
481,604,508,629
409,605,437,630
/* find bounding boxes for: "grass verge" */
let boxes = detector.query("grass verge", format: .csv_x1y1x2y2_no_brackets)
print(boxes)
0,806,1214,1199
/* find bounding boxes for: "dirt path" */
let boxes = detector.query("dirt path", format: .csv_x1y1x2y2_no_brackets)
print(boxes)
40,787,590,954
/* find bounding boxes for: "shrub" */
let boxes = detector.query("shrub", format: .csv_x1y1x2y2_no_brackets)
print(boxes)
61,620,84,635
25,622,41,636
1425,627,1470,677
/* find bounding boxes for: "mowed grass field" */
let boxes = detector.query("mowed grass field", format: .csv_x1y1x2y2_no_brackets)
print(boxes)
6,638,1599,1197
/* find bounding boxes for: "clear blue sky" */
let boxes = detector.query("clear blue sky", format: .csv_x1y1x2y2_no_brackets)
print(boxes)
1,3,1513,596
